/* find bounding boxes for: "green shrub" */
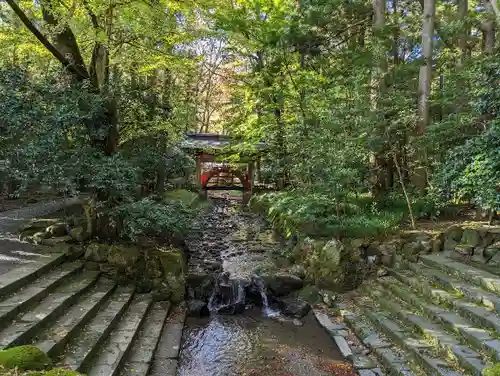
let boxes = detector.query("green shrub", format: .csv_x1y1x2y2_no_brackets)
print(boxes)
433,120,500,212
483,363,500,376
113,197,197,241
250,190,403,238
163,189,200,207
0,346,52,371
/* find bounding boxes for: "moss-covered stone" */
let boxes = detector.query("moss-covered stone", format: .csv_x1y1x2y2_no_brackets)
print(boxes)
155,246,186,303
107,245,141,268
84,243,108,263
461,228,481,247
298,285,320,304
0,346,52,371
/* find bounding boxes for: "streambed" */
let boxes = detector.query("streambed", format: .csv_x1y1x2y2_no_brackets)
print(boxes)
179,193,346,376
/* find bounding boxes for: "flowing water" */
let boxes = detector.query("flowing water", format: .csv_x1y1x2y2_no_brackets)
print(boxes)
178,193,346,376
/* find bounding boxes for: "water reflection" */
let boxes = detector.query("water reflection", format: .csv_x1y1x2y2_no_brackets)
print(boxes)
177,310,344,376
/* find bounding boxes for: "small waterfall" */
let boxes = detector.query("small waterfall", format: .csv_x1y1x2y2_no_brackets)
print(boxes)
207,272,280,317
253,276,280,318
208,272,246,314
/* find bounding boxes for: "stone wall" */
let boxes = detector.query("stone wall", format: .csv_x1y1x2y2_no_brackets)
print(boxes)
291,225,500,292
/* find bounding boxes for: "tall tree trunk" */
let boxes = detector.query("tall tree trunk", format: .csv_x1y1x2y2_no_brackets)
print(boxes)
370,0,389,198
481,1,496,53
414,0,436,195
458,0,469,66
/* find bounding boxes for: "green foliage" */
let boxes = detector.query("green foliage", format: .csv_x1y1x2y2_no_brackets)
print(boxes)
250,191,403,238
113,197,197,241
163,189,200,207
433,121,500,211
483,364,500,376
0,346,52,371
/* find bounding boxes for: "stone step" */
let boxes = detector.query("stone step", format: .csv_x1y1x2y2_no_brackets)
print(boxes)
340,309,420,376
406,262,500,314
0,261,83,327
365,283,489,375
0,271,100,350
0,252,66,298
119,301,171,376
35,279,116,357
379,277,500,363
84,294,153,376
355,294,463,376
391,266,500,338
148,306,186,376
57,286,135,372
420,253,500,295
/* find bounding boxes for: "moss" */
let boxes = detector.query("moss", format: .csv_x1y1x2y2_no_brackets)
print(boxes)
163,189,199,207
0,346,52,371
24,369,86,376
298,285,320,304
484,364,500,376
155,247,186,303
44,369,86,376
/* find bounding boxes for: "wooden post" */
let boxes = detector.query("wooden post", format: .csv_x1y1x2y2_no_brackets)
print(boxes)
256,156,261,184
195,154,202,192
247,162,254,193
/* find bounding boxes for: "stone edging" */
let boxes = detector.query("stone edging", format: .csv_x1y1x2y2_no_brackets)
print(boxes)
313,309,384,375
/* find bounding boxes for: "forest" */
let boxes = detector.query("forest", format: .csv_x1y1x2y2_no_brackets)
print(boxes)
1,0,499,240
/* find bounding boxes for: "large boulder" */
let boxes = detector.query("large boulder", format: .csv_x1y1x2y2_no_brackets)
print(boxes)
0,345,52,371
69,226,88,242
32,232,50,244
321,239,343,268
40,236,72,246
262,273,304,297
461,228,482,247
444,226,463,243
277,296,311,318
156,246,186,303
186,272,215,300
187,300,209,317
84,243,109,263
46,223,68,237
107,245,141,268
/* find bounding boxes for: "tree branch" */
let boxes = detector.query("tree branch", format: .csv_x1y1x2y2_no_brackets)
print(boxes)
5,0,89,80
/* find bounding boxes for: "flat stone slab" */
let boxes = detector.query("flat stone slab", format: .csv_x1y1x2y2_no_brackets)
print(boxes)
0,262,83,325
363,308,462,376
0,271,99,349
0,252,67,297
148,358,177,376
86,295,152,376
57,287,134,371
153,306,186,360
378,279,490,374
409,262,500,313
421,253,500,295
35,280,116,357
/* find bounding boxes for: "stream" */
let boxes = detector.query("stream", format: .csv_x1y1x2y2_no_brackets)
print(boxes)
177,193,346,376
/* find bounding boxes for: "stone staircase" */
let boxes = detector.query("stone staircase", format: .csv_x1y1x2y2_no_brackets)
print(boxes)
341,251,500,376
0,252,184,376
